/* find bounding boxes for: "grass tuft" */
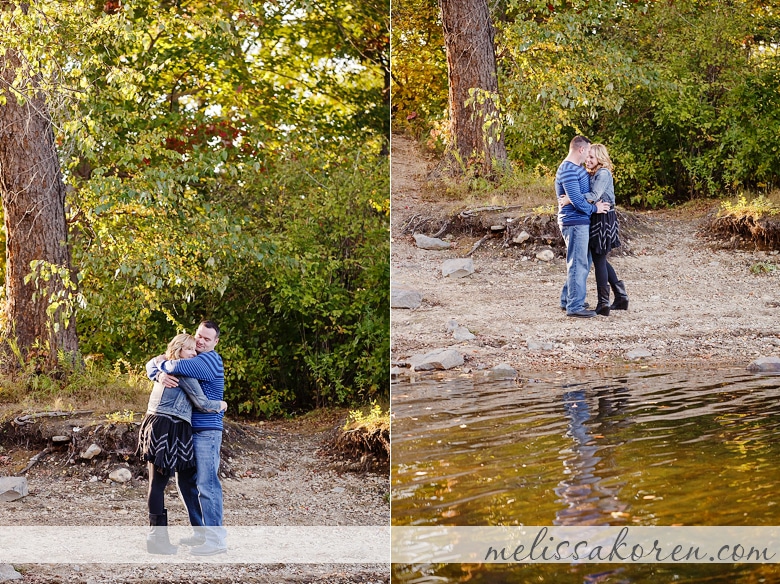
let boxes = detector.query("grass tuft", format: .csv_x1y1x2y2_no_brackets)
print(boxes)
0,357,150,417
718,194,780,219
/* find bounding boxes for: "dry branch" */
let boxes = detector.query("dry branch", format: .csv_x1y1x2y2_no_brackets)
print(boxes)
18,447,51,475
466,234,493,257
13,410,93,426
459,204,525,218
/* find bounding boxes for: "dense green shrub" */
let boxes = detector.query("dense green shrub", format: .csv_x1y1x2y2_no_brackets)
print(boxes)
75,145,389,417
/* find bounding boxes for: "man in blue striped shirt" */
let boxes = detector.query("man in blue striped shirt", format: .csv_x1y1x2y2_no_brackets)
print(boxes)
556,136,610,317
147,320,227,555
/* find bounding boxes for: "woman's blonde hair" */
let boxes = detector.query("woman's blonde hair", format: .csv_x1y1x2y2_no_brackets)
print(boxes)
166,333,196,359
589,143,614,173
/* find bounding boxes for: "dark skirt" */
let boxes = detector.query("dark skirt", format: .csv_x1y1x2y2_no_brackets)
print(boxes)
590,209,621,255
138,413,195,475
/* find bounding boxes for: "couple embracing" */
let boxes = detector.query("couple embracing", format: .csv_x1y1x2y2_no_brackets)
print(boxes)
556,136,630,318
138,320,228,556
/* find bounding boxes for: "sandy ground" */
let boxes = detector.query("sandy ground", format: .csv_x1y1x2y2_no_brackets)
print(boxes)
390,134,780,374
0,412,389,583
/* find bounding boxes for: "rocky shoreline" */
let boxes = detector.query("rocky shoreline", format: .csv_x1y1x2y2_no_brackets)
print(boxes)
390,135,780,377
0,412,389,583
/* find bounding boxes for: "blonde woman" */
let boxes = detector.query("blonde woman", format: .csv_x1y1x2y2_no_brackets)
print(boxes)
138,334,227,555
584,144,628,315
560,144,628,315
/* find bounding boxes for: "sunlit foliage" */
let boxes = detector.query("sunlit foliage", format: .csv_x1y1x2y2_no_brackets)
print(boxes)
393,0,780,205
0,0,389,414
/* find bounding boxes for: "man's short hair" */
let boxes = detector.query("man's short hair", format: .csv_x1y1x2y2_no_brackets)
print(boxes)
570,135,591,151
199,320,220,338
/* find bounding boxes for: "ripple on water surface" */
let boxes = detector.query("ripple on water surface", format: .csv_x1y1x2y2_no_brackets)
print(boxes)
392,368,780,527
392,369,780,582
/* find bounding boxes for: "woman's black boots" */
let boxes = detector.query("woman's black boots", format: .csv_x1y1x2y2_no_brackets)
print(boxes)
147,509,178,555
596,286,611,316
610,280,629,310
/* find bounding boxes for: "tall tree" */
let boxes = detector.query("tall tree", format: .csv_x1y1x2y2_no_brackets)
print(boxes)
438,0,507,176
0,47,78,368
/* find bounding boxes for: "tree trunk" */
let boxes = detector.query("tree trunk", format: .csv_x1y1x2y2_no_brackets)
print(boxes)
0,49,79,370
438,0,508,177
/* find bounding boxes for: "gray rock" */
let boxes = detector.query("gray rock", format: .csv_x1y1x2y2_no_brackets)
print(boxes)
413,233,451,250
409,349,464,371
626,348,653,360
512,231,531,244
52,435,70,444
445,319,459,333
391,286,423,309
527,339,554,351
442,258,474,279
747,356,780,373
536,249,555,262
0,477,28,502
390,366,407,378
490,225,505,232
0,564,22,581
108,467,132,483
452,326,476,341
488,363,517,379
80,444,102,460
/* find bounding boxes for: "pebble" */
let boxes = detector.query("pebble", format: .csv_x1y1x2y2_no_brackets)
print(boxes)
747,356,780,372
81,444,102,460
0,564,21,581
108,468,132,483
409,348,464,371
442,258,475,279
413,234,451,250
391,286,423,309
626,349,653,360
536,250,554,262
486,364,517,380
452,326,476,341
513,231,531,244
0,477,28,502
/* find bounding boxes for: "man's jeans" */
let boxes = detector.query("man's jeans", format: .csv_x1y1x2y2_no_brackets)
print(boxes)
559,224,592,313
176,430,226,547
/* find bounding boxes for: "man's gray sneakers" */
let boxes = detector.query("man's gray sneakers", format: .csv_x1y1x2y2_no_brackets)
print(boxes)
190,542,227,556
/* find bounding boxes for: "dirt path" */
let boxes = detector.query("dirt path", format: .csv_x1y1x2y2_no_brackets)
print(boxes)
391,134,780,373
0,412,389,583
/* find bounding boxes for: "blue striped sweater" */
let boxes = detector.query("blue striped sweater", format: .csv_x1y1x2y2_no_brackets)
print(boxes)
555,160,596,226
159,351,225,431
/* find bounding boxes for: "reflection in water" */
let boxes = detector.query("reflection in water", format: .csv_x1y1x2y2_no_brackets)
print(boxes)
557,388,613,525
555,385,631,525
391,368,780,583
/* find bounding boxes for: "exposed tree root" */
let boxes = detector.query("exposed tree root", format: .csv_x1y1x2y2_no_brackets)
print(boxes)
0,415,265,480
704,210,780,249
400,207,642,257
324,422,389,473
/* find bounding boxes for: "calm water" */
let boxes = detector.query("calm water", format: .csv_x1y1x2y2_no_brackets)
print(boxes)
391,368,780,583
